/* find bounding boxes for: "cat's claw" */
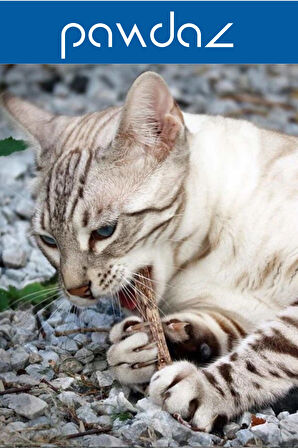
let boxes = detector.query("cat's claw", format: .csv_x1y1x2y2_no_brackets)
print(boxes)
149,361,223,433
107,316,158,384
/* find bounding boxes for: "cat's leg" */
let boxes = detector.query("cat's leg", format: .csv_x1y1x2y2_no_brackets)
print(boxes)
107,309,247,385
149,302,298,432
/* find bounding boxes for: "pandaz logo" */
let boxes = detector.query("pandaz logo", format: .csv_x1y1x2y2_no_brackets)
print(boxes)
61,11,234,59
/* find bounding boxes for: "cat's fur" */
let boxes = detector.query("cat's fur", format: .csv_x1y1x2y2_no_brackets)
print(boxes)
3,71,298,432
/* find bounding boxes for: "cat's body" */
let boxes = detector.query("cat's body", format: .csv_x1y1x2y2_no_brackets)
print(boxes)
3,72,298,432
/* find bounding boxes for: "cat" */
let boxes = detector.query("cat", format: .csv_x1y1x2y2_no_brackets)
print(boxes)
3,71,298,432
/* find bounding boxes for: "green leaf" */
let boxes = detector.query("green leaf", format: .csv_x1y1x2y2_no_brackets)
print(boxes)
0,275,59,311
0,137,27,157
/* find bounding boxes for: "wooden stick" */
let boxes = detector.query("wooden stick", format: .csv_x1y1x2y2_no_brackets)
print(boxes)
136,267,203,432
64,427,111,440
136,267,172,369
54,327,109,337
0,385,33,395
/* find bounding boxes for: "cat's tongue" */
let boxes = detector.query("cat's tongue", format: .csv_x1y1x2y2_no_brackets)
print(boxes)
118,287,137,310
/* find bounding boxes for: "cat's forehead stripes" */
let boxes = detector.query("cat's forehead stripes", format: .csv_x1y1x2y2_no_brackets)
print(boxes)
57,107,121,154
45,148,92,230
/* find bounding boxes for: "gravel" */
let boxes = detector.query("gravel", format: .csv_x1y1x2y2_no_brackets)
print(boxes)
0,64,298,446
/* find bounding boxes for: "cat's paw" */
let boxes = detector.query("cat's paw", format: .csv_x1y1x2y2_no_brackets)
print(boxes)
162,314,215,364
149,361,224,432
107,316,158,385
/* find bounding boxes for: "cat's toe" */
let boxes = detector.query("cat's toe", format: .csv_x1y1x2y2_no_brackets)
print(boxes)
149,361,200,417
149,361,224,432
107,331,158,385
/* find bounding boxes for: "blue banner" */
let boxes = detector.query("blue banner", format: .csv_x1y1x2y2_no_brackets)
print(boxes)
0,1,297,63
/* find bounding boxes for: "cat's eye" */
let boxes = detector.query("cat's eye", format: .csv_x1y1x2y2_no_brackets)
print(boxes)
40,234,57,248
91,223,117,241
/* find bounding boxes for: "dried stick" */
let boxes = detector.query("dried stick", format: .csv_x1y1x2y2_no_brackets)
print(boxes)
136,267,203,432
136,267,171,369
55,327,109,337
0,385,33,395
64,427,111,440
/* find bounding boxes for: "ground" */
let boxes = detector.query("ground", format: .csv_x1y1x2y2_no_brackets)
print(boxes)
0,64,298,447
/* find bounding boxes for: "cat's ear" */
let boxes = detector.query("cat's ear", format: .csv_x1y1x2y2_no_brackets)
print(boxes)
1,93,68,166
117,72,185,160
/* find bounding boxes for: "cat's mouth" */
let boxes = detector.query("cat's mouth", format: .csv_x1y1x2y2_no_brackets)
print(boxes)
118,266,153,311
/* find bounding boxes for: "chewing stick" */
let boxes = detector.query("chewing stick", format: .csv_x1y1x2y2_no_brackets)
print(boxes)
136,267,172,369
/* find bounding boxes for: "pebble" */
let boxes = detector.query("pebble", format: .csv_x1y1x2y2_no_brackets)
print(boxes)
250,421,281,445
10,346,30,370
57,391,85,408
76,405,100,424
75,347,94,364
50,376,74,390
96,370,114,388
61,421,79,435
0,349,11,372
2,247,27,269
3,393,48,420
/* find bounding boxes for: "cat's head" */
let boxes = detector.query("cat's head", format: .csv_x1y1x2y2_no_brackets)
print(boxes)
2,72,189,308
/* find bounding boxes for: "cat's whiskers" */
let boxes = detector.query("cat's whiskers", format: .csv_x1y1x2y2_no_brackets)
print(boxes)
10,285,60,309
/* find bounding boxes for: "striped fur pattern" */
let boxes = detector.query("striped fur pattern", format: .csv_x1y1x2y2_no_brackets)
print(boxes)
3,71,298,431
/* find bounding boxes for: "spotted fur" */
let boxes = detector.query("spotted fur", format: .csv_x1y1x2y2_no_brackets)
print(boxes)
3,71,298,431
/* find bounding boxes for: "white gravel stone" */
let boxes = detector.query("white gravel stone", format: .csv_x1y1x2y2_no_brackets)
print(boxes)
50,376,74,390
2,247,27,268
3,393,48,419
250,422,281,445
10,346,29,370
96,370,114,387
0,349,11,372
61,422,79,435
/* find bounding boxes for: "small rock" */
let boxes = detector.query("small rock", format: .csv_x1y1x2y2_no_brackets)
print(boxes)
96,370,114,387
16,374,39,386
77,405,100,424
224,422,241,439
0,407,14,417
57,391,85,407
236,428,256,445
3,393,48,420
188,432,218,446
6,421,27,432
59,357,83,374
278,411,290,420
97,414,112,427
0,349,11,372
81,434,127,447
2,247,27,268
50,377,74,390
10,346,29,370
25,364,54,381
251,422,281,445
75,347,94,364
61,422,79,435
0,371,18,384
15,198,34,219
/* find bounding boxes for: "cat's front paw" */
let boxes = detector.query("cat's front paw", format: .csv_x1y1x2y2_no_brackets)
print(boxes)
107,316,158,385
149,361,225,432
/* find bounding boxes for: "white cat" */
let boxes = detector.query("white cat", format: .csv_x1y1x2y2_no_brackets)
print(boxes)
3,71,298,432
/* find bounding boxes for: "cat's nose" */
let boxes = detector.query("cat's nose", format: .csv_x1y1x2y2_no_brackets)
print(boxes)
67,283,92,299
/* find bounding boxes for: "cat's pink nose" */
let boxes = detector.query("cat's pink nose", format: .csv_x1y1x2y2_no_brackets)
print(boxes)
67,284,92,299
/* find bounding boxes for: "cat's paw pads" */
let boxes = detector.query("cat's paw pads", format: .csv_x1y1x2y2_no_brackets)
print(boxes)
107,317,158,385
149,361,219,432
162,316,214,363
